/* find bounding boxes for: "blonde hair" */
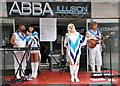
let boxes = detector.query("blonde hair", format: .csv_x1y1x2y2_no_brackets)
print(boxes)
67,23,76,32
89,21,98,29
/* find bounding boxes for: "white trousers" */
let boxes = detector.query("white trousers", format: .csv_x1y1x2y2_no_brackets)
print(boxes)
14,51,27,70
89,44,102,68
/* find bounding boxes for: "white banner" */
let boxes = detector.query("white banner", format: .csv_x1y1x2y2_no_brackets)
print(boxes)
39,18,57,41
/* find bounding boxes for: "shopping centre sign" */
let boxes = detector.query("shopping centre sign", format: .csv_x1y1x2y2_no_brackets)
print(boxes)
7,2,91,18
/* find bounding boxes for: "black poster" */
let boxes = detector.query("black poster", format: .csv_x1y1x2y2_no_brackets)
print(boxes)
7,2,91,18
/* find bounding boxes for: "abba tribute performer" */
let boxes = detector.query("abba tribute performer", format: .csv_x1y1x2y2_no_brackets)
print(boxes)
10,25,27,79
85,21,109,73
64,23,87,82
26,26,41,78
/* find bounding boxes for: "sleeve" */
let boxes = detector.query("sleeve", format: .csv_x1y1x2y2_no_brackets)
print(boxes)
26,36,31,42
33,32,40,47
64,33,68,48
32,32,39,40
80,34,87,46
13,32,17,36
26,32,34,42
98,29,102,33
32,32,38,38
13,32,16,35
86,30,90,38
97,30,102,39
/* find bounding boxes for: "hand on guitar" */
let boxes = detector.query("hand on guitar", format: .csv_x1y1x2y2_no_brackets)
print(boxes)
87,37,99,48
103,35,109,40
87,37,98,41
91,37,99,40
89,39,97,44
88,35,109,48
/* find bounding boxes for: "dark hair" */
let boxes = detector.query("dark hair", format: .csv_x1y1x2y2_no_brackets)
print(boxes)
28,25,35,33
28,25,34,28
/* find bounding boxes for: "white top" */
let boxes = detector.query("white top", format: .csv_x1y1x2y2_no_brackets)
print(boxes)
13,32,27,47
87,29,101,39
26,31,40,48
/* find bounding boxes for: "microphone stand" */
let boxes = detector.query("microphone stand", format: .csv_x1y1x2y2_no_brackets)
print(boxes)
108,36,113,84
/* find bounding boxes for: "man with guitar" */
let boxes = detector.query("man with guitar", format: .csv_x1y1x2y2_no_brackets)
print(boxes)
85,21,109,73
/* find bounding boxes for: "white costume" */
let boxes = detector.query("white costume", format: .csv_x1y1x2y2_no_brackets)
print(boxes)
13,32,27,78
27,32,40,54
87,29,102,73
26,31,41,78
64,32,87,82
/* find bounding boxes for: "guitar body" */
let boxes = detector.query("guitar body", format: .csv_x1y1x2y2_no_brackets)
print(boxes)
88,32,112,48
88,39,99,48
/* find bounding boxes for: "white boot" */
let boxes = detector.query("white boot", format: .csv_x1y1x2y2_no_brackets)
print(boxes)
33,62,39,78
97,66,101,73
21,69,25,77
91,67,95,73
31,62,35,78
70,65,75,82
74,65,80,82
15,69,21,79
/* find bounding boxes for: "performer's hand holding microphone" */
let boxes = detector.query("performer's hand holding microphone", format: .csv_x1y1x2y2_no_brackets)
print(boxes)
27,31,32,36
27,31,35,41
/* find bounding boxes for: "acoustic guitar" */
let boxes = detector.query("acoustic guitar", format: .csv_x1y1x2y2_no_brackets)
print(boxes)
88,38,101,48
88,32,115,48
